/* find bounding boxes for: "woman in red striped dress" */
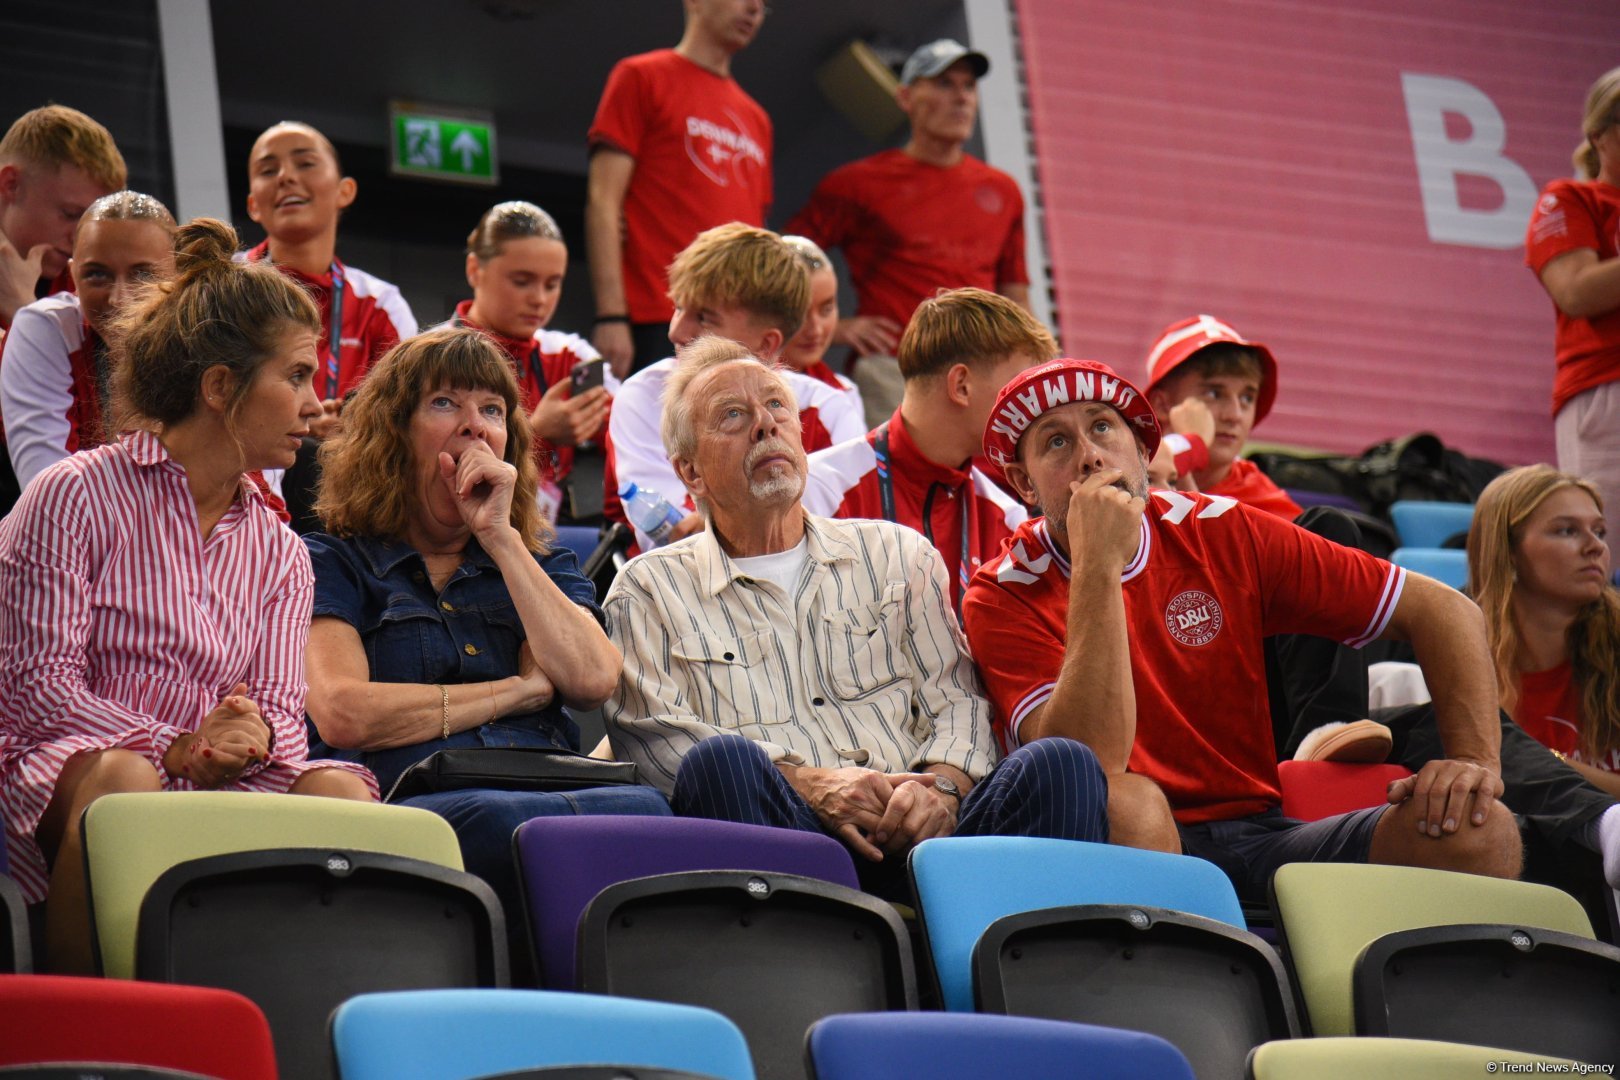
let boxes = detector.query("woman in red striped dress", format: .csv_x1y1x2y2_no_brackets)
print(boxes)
0,218,376,972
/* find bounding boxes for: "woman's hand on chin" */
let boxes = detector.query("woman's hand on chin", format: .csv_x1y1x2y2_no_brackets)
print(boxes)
437,445,518,541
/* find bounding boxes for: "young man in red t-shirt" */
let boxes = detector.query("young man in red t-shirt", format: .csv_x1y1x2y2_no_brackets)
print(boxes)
803,287,1047,611
1142,314,1301,520
586,0,773,379
786,39,1029,429
961,357,1521,898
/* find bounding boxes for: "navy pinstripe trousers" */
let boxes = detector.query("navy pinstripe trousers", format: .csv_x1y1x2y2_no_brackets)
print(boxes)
672,734,1109,846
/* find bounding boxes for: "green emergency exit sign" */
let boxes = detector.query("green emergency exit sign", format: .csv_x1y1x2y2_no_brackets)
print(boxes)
389,104,498,185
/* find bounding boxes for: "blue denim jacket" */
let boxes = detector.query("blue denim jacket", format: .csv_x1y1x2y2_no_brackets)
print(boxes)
304,532,601,794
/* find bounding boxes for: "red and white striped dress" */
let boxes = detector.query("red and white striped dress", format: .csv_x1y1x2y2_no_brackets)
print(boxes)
0,431,377,901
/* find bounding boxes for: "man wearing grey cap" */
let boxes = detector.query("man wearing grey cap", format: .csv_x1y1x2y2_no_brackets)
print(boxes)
787,38,1032,429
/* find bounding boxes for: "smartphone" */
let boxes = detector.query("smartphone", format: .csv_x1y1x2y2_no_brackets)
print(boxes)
570,357,606,395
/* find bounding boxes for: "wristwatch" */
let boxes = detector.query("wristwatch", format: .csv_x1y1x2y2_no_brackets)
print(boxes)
932,774,962,803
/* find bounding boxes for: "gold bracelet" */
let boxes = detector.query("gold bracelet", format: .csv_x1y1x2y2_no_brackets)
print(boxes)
440,684,451,740
1550,748,1568,764
487,681,498,725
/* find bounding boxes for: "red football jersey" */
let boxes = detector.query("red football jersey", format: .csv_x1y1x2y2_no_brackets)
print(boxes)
1525,179,1620,416
588,50,773,324
785,150,1026,334
964,490,1404,823
1513,661,1581,762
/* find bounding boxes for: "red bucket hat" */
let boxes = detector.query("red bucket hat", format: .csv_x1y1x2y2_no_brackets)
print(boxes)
1143,314,1278,425
982,358,1161,471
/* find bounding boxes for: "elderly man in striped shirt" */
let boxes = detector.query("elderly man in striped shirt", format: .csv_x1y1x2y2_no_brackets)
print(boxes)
603,335,1107,886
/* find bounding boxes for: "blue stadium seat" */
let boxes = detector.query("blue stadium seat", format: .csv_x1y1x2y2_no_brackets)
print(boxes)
330,989,754,1080
806,1012,1195,1080
1388,547,1468,590
551,525,601,566
1389,500,1473,549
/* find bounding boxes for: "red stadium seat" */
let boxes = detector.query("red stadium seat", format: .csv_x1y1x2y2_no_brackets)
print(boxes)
1278,761,1413,821
0,975,276,1079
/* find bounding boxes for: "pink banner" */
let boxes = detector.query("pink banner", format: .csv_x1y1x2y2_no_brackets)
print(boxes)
1017,0,1619,465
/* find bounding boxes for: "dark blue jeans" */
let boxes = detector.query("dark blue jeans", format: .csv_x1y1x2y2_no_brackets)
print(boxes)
403,785,671,929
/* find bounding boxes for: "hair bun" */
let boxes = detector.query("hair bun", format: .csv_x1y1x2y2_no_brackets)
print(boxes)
173,217,241,278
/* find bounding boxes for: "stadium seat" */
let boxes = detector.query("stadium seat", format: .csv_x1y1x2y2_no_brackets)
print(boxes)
909,837,1294,1078
0,842,30,973
1389,500,1473,550
1277,761,1412,821
0,974,275,1079
331,988,753,1080
82,793,502,1080
551,525,601,566
1270,862,1605,1058
513,815,858,989
1389,547,1468,590
82,791,465,978
806,1012,1195,1080
578,869,915,1080
908,836,1246,1011
1246,1036,1581,1079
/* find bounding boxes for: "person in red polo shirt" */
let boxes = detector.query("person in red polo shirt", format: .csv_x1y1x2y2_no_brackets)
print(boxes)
803,287,1049,611
962,357,1521,899
586,0,772,378
787,39,1029,429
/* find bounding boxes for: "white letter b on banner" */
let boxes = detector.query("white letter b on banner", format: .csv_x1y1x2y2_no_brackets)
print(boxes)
1401,73,1536,250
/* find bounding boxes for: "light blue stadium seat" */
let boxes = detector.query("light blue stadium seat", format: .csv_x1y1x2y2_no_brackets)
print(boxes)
807,1012,1196,1080
1389,500,1473,550
330,989,754,1080
1389,547,1468,590
907,836,1245,1013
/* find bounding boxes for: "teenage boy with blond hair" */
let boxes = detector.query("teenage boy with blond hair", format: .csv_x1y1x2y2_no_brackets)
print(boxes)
0,106,125,331
804,286,1051,609
604,222,863,548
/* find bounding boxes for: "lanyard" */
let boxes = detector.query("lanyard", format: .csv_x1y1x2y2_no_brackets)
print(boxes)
90,330,112,430
451,311,546,397
255,247,344,399
873,422,973,615
325,262,345,400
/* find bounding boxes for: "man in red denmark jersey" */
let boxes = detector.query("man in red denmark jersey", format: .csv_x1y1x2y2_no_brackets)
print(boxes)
803,287,1048,611
587,0,772,378
605,223,863,549
961,357,1521,897
786,39,1029,428
1143,314,1300,520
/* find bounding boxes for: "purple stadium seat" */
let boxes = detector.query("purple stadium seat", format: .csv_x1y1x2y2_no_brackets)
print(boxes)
513,816,859,988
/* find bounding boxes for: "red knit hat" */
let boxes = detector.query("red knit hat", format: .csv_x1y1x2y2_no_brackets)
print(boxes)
1143,314,1278,425
982,358,1161,471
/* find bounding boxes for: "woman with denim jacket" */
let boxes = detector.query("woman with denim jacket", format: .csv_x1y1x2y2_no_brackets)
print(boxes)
301,327,669,943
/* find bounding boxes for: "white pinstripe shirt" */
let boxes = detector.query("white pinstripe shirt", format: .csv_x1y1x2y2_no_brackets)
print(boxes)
604,514,998,795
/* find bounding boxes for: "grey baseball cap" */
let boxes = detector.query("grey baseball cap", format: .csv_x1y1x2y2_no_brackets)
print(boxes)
900,38,990,85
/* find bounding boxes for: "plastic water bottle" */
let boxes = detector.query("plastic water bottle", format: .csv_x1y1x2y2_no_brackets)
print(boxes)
621,483,685,546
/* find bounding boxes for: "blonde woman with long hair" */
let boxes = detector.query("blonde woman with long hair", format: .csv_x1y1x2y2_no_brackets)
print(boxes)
1469,465,1620,796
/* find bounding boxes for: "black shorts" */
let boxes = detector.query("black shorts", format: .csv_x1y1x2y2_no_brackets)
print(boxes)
1177,805,1388,904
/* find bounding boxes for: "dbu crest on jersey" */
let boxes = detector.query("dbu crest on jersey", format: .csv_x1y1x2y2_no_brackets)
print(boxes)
1165,589,1222,646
